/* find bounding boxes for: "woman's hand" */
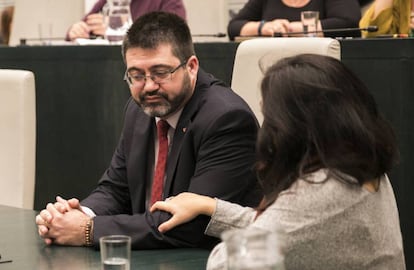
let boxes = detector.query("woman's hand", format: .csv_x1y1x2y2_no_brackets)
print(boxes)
261,19,290,36
67,13,106,41
150,192,216,233
239,19,290,37
85,13,106,37
68,21,90,40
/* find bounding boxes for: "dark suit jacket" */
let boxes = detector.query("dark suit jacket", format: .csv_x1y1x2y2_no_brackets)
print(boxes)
82,69,261,249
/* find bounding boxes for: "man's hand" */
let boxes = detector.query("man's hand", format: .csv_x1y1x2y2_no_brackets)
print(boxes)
35,196,88,246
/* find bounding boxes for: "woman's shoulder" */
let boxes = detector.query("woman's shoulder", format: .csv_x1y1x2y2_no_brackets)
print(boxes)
273,169,395,217
271,169,366,217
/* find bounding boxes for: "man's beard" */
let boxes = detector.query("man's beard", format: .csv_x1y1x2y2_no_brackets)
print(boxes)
137,73,192,118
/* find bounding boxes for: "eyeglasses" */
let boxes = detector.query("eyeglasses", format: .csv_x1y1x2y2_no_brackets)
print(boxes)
124,59,188,88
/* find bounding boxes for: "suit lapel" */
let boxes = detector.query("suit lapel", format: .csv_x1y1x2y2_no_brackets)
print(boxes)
164,73,208,195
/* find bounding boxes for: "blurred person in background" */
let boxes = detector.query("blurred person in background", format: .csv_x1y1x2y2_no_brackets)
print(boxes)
66,0,186,41
227,0,361,40
359,0,413,37
0,5,13,45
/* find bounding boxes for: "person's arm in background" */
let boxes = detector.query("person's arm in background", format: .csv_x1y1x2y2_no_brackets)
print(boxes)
227,0,361,39
227,0,294,39
320,0,361,37
360,0,410,37
227,0,264,40
66,0,107,41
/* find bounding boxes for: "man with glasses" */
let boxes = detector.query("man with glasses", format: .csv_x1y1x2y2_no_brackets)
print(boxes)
36,11,261,250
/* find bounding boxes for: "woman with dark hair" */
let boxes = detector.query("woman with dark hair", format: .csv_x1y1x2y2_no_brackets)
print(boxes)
151,54,406,269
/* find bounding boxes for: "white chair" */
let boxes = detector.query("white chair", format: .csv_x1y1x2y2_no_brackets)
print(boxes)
231,37,341,123
0,69,36,209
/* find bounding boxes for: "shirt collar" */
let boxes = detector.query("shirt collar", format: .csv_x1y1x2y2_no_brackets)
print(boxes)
155,108,183,130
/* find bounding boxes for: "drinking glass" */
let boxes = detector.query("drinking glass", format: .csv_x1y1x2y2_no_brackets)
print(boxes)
100,235,131,270
104,0,132,43
221,227,285,270
301,11,319,37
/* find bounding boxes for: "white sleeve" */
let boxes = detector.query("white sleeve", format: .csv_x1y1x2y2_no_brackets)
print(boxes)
81,206,96,217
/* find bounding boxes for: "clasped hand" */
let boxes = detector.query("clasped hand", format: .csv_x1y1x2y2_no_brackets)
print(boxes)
35,196,90,246
259,20,304,37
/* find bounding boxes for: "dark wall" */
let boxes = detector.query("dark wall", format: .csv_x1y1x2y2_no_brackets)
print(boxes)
340,39,414,270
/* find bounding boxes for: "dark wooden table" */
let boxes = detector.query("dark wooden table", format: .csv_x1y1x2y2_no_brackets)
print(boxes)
0,205,209,269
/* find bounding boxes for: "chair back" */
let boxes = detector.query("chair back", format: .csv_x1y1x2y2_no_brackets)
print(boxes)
0,69,36,209
231,37,340,123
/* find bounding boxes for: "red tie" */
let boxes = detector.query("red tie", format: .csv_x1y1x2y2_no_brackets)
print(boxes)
150,120,169,205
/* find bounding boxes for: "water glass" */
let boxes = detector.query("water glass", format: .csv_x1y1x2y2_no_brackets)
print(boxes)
301,11,319,37
221,227,285,270
100,235,131,270
104,0,132,43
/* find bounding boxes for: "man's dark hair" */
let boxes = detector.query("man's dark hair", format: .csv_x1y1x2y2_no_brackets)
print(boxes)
122,11,195,62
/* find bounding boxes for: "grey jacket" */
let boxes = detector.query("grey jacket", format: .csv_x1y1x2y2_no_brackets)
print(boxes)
206,169,406,270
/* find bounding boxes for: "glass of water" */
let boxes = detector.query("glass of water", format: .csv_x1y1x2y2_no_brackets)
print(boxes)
100,235,131,270
104,0,132,43
301,11,319,37
222,227,285,270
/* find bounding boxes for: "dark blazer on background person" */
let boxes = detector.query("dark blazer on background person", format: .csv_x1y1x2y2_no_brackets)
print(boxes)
81,68,262,249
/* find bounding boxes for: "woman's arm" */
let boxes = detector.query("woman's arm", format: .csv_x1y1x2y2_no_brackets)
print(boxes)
322,0,361,37
227,0,264,40
151,192,259,238
150,192,217,233
359,0,402,36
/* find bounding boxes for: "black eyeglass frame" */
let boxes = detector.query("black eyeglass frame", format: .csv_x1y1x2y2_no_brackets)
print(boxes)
124,59,188,87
